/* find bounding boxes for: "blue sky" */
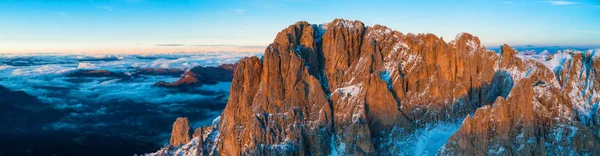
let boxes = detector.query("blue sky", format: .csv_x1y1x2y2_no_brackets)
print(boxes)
0,0,599,54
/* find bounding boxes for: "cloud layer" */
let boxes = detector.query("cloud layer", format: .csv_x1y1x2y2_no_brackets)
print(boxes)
545,0,579,5
0,52,260,153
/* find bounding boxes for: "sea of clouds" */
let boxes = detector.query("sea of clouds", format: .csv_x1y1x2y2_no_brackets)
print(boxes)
0,52,260,149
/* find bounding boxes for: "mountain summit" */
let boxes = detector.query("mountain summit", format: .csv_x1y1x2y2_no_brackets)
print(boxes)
148,19,600,155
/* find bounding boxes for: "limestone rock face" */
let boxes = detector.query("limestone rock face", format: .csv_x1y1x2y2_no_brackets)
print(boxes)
218,22,333,155
150,19,600,155
214,19,522,155
440,51,600,155
170,117,192,146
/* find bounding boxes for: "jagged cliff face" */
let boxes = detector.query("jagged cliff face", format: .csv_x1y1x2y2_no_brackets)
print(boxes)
440,50,600,155
216,19,524,155
150,19,600,155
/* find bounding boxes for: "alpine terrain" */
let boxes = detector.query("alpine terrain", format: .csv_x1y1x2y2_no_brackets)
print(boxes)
147,19,600,155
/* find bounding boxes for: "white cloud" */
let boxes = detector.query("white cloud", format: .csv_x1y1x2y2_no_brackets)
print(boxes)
11,64,76,76
124,0,142,3
0,52,249,144
98,6,113,11
0,52,257,121
147,93,214,104
56,12,71,18
545,0,579,5
49,122,79,130
198,82,231,93
572,30,600,34
0,65,13,70
234,9,246,14
155,44,185,46
191,112,222,127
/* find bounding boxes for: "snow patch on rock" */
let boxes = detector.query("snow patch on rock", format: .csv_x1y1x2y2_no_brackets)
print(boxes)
466,39,479,55
212,116,221,125
334,84,361,96
329,134,347,156
367,27,392,38
380,122,463,156
146,137,201,156
392,41,409,53
337,20,358,29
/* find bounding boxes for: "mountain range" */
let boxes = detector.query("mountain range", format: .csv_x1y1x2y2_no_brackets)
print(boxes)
150,19,596,155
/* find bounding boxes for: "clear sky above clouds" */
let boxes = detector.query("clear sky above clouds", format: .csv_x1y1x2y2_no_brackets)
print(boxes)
1,0,599,54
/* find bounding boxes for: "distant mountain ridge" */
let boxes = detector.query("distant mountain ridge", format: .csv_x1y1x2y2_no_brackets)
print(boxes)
148,19,600,155
154,63,237,88
487,45,594,55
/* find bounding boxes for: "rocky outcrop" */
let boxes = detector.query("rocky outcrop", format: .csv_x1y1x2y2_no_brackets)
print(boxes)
154,64,236,88
186,64,237,83
439,79,542,155
170,117,192,146
146,117,220,156
150,19,600,155
216,63,237,71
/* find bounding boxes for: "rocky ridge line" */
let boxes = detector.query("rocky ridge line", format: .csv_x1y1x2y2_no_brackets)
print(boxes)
148,19,600,155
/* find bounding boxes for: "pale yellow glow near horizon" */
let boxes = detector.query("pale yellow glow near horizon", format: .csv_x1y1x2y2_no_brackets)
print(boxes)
0,43,267,54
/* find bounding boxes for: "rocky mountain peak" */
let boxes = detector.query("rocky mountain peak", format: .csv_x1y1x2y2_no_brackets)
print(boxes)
169,117,192,146
149,19,600,155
